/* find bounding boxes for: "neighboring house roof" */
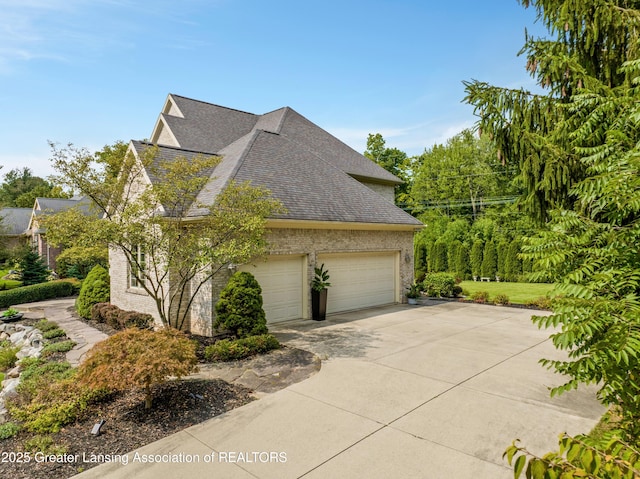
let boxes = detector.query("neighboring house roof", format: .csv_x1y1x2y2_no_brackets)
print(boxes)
139,94,422,228
28,196,95,232
0,208,31,236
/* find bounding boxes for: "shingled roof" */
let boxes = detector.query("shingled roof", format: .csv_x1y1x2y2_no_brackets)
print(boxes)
0,208,31,236
137,94,422,228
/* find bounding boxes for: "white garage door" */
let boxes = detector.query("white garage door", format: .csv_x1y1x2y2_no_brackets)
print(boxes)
239,255,305,323
317,252,398,314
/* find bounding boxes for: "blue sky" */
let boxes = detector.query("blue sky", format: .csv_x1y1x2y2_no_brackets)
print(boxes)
1,0,546,178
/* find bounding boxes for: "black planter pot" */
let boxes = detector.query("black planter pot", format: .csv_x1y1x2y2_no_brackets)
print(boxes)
311,289,328,321
1,313,23,323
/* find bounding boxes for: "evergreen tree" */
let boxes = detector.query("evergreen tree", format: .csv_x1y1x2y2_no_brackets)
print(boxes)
19,250,49,286
481,241,497,278
496,239,509,279
504,238,522,282
431,241,448,273
470,240,483,278
447,240,462,273
464,0,640,222
414,242,427,280
455,244,471,280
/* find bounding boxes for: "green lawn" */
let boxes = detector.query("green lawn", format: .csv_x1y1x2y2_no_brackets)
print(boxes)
0,268,22,290
459,281,555,305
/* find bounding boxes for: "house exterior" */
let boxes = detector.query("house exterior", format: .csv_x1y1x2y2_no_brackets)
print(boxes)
110,94,423,335
27,197,93,270
0,207,31,251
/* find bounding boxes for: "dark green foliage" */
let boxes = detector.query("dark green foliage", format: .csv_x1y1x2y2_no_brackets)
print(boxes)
75,265,110,319
0,280,76,308
422,273,457,297
431,241,448,272
214,272,267,339
90,302,153,330
204,334,281,362
481,241,497,278
496,240,509,279
454,244,471,280
447,240,462,273
414,242,428,281
19,250,49,286
470,240,483,278
311,264,331,291
504,239,522,281
55,246,108,279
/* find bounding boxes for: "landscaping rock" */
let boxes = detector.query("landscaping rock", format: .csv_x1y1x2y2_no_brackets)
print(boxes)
5,365,21,379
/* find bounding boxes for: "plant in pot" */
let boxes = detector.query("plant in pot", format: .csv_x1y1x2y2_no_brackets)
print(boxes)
1,308,23,322
406,283,421,305
311,264,331,321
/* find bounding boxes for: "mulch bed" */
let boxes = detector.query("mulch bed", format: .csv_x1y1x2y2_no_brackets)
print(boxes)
0,378,254,479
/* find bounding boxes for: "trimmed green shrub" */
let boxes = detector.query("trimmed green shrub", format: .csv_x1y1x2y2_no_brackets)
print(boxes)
76,265,110,319
204,334,281,362
496,240,509,279
504,239,522,281
19,250,49,286
470,290,490,303
0,280,76,308
470,240,483,278
481,240,497,278
447,240,462,274
41,340,76,357
214,271,268,339
422,273,457,297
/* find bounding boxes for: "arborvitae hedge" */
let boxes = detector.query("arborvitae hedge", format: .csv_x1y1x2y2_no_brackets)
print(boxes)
431,241,448,272
505,239,522,281
470,240,484,278
481,240,497,278
455,244,471,280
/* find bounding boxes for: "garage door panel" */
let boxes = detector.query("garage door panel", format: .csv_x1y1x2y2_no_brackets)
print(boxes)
239,256,304,323
318,253,397,314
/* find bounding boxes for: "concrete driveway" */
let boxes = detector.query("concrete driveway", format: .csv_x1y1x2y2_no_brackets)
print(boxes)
75,301,605,479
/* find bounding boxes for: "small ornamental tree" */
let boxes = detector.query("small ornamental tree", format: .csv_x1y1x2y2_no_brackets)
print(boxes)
77,328,198,409
19,250,49,286
214,271,268,339
481,240,497,278
76,264,110,319
470,240,483,278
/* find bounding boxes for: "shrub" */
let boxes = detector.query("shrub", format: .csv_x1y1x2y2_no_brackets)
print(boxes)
214,271,268,339
34,319,60,332
204,334,281,362
42,328,66,340
23,434,68,455
41,340,76,357
90,302,153,330
0,344,19,371
0,280,76,308
422,273,457,297
76,265,110,319
470,290,490,303
493,293,510,305
77,328,198,409
455,244,471,280
55,245,108,280
524,296,552,310
504,238,523,281
0,422,20,441
19,250,49,286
